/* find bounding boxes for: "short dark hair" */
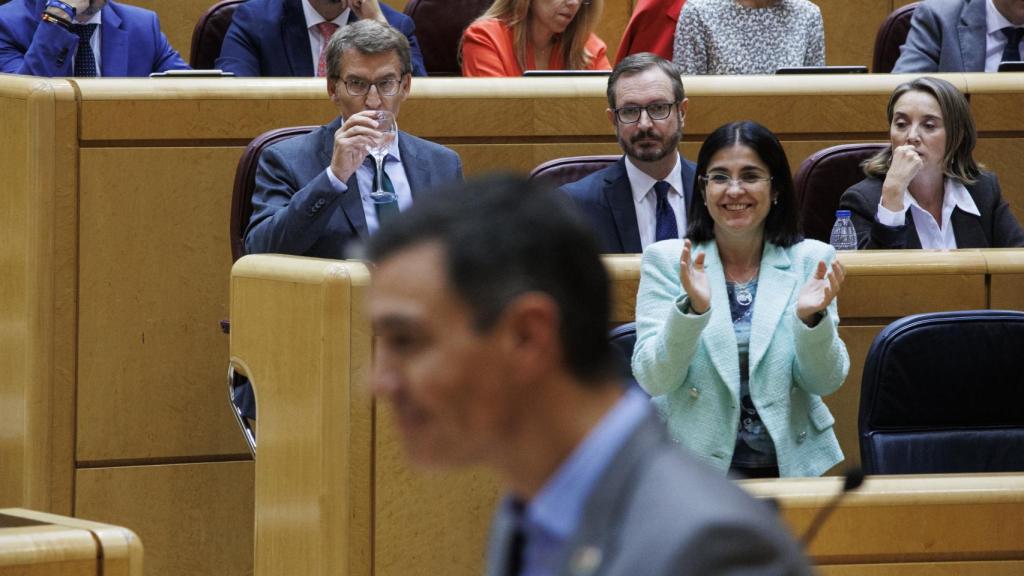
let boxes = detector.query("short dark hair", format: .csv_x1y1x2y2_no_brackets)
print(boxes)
326,19,413,80
367,174,613,384
687,121,801,247
607,52,685,109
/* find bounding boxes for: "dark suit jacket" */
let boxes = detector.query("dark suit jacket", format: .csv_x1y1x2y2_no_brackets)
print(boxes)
0,0,188,76
244,115,462,259
485,411,812,576
215,0,426,77
839,172,1024,249
892,0,986,73
560,156,697,254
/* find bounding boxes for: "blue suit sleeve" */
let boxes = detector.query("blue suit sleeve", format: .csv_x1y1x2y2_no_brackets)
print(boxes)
215,3,260,76
0,16,76,76
149,13,189,72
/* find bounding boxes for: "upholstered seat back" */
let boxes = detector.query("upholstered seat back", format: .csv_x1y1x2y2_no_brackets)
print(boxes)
794,143,886,242
403,0,492,76
190,0,246,70
529,155,620,188
873,2,919,73
609,322,638,388
231,126,317,262
859,310,1024,474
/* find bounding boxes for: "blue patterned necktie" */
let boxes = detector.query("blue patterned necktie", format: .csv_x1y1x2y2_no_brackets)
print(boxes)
371,157,399,227
1002,27,1024,63
653,181,678,242
71,23,98,77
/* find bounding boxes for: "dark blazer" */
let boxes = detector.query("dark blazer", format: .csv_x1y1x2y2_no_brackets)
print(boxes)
215,0,426,77
839,172,1024,249
485,411,812,576
892,0,986,73
560,156,697,254
0,0,188,76
244,115,462,259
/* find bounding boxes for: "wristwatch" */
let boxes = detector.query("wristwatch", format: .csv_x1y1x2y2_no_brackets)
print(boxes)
45,0,76,20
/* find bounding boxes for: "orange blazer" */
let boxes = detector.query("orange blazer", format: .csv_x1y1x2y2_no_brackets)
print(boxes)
615,0,686,63
461,18,611,77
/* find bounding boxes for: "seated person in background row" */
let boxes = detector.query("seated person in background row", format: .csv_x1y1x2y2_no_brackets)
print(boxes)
561,53,695,253
461,0,611,76
244,19,462,259
616,0,686,63
0,0,189,76
216,0,427,77
673,0,824,75
839,76,1024,249
368,173,813,576
633,120,849,479
892,0,1024,73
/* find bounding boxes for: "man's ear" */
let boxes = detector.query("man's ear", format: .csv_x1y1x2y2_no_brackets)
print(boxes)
498,292,560,373
606,107,617,128
678,97,689,128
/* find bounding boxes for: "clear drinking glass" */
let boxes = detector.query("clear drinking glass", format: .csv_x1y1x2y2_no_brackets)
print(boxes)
368,110,397,204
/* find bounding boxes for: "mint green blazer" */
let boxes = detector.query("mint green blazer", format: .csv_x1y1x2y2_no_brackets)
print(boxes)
632,239,849,477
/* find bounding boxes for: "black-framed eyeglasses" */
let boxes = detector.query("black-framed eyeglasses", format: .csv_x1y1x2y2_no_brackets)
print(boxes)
340,76,403,97
612,101,678,124
701,173,773,190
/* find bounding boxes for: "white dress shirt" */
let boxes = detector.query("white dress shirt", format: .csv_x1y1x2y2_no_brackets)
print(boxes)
985,0,1024,72
624,153,687,250
875,178,981,249
324,129,412,235
301,0,350,73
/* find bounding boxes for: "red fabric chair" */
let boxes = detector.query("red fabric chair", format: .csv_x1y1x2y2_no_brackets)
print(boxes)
872,2,919,73
190,0,246,70
529,155,620,188
793,143,887,242
402,0,492,76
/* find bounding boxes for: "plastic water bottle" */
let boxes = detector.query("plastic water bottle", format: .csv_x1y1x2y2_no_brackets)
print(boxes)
829,210,858,251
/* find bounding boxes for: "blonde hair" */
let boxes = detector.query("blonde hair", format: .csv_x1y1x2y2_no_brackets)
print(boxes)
863,76,981,185
475,0,604,70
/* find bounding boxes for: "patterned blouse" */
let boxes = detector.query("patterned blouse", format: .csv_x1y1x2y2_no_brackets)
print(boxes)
673,0,825,75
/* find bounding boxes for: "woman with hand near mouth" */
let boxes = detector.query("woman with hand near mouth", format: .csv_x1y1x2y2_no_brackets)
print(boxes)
633,120,849,479
840,77,1024,249
461,0,610,76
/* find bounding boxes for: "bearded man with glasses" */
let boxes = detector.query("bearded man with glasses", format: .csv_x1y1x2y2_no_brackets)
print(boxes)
561,52,696,253
245,19,462,259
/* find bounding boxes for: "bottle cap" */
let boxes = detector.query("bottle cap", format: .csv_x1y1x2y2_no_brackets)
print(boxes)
835,210,851,218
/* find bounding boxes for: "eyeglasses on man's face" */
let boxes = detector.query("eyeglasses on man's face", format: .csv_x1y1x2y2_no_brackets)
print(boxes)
701,173,773,190
340,76,403,97
613,101,677,124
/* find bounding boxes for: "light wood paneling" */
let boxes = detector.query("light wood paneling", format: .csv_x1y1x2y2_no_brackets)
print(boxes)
1,508,143,576
76,147,247,462
744,474,1024,567
129,0,214,63
973,138,1024,226
817,0,891,68
0,77,78,515
74,461,252,576
831,325,882,472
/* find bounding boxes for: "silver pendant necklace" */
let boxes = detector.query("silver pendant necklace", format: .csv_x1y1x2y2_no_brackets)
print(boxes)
734,279,755,306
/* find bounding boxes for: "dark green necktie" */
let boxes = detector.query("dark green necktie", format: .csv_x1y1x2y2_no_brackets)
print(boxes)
372,158,399,227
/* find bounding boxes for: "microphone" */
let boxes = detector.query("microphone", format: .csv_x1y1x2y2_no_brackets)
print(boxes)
799,467,865,548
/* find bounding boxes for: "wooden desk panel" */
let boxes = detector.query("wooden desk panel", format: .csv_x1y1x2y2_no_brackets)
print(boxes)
0,508,142,576
76,146,247,461
74,461,251,576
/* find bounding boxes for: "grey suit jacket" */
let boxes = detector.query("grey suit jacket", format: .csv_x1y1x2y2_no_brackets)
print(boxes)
560,156,697,254
838,172,1024,249
892,0,987,72
244,115,463,259
485,411,812,576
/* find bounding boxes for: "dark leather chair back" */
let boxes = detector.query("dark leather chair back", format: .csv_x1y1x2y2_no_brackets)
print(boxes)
609,322,639,390
403,0,492,76
529,155,620,188
794,143,887,242
231,125,317,262
190,0,246,70
872,2,919,73
859,310,1024,475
